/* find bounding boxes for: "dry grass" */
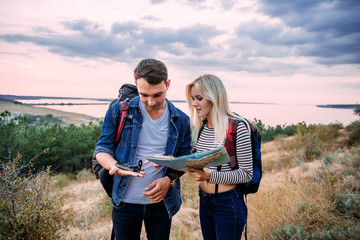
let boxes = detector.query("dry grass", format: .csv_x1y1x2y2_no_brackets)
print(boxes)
55,129,359,240
56,171,202,240
247,171,338,239
246,130,360,239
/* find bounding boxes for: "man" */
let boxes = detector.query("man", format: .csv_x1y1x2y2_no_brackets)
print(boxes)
94,58,191,240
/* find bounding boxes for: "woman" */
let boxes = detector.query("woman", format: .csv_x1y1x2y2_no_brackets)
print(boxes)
185,74,253,240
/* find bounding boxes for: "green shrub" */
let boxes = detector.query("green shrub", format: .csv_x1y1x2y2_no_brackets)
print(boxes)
271,223,311,240
294,124,341,162
52,172,74,188
76,168,95,182
318,225,360,240
345,106,360,145
253,118,298,142
346,120,360,145
0,111,102,174
0,159,71,239
323,154,335,166
271,223,360,240
335,191,360,218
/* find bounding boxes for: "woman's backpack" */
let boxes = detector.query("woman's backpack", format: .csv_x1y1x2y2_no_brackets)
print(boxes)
225,117,262,194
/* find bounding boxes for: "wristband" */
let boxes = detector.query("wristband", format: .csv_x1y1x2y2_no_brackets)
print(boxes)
167,173,178,188
167,173,177,182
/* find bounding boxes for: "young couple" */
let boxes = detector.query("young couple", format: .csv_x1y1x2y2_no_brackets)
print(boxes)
94,58,253,240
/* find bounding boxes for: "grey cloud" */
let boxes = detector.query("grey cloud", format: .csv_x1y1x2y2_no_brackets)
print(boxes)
298,33,360,65
220,0,237,10
142,15,161,22
0,20,221,60
0,20,134,59
233,0,360,64
150,0,166,3
111,21,140,34
259,0,360,36
173,54,299,75
32,26,55,33
181,0,236,10
187,0,206,3
62,19,101,32
1,0,359,77
141,24,222,49
236,21,315,46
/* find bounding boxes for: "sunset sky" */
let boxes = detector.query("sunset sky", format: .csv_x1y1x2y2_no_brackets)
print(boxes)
0,0,359,105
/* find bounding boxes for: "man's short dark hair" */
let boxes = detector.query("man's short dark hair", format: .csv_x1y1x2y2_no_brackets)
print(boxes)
133,58,168,85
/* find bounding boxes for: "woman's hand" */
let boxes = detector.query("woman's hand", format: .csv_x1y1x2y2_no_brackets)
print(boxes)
144,160,162,169
185,167,211,182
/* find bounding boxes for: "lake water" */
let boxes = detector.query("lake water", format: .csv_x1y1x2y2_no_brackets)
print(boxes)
18,99,358,127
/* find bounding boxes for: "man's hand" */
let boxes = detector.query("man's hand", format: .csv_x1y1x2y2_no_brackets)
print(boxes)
109,165,145,177
142,177,171,203
185,167,211,182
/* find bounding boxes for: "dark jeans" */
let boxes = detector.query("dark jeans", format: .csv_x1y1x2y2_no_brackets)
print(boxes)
112,201,171,240
199,186,247,240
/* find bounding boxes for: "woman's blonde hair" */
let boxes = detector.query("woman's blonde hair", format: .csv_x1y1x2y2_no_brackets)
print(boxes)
185,74,236,146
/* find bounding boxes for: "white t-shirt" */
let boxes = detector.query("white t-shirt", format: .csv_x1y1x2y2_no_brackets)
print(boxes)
122,101,169,204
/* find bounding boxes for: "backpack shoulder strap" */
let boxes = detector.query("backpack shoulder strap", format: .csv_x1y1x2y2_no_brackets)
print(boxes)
225,116,252,170
115,98,131,145
225,118,240,169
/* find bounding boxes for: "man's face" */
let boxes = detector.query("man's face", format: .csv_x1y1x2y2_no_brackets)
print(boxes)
136,77,170,113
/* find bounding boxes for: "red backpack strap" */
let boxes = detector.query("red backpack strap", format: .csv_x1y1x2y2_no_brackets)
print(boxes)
115,100,131,145
224,118,240,170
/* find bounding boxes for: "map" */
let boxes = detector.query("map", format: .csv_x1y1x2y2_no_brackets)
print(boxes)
146,147,229,171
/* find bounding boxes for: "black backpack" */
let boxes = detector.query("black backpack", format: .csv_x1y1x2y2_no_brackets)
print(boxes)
109,83,139,107
92,84,138,198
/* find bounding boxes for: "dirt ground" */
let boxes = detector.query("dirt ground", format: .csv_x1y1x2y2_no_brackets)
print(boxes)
0,101,97,125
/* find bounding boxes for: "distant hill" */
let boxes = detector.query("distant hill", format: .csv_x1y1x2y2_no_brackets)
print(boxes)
316,104,358,109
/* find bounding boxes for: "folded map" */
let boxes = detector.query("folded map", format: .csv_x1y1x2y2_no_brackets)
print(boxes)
146,147,229,171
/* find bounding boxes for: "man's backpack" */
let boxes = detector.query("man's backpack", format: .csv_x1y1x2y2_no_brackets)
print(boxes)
109,83,139,107
225,117,262,195
92,83,138,198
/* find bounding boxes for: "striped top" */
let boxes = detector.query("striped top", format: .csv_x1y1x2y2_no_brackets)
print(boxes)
194,121,253,185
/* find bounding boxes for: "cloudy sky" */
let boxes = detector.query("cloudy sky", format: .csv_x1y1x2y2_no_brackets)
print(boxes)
0,0,359,104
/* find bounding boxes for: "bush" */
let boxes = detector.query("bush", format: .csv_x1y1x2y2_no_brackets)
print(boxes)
346,120,360,145
271,223,311,240
0,159,72,239
336,191,360,218
253,118,298,142
271,222,360,240
345,105,360,145
294,123,341,162
0,111,102,174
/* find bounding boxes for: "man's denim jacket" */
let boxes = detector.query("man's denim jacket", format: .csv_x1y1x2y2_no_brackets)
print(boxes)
94,96,191,218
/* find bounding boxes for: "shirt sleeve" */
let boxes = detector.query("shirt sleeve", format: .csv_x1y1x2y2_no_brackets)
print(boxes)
208,121,253,185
